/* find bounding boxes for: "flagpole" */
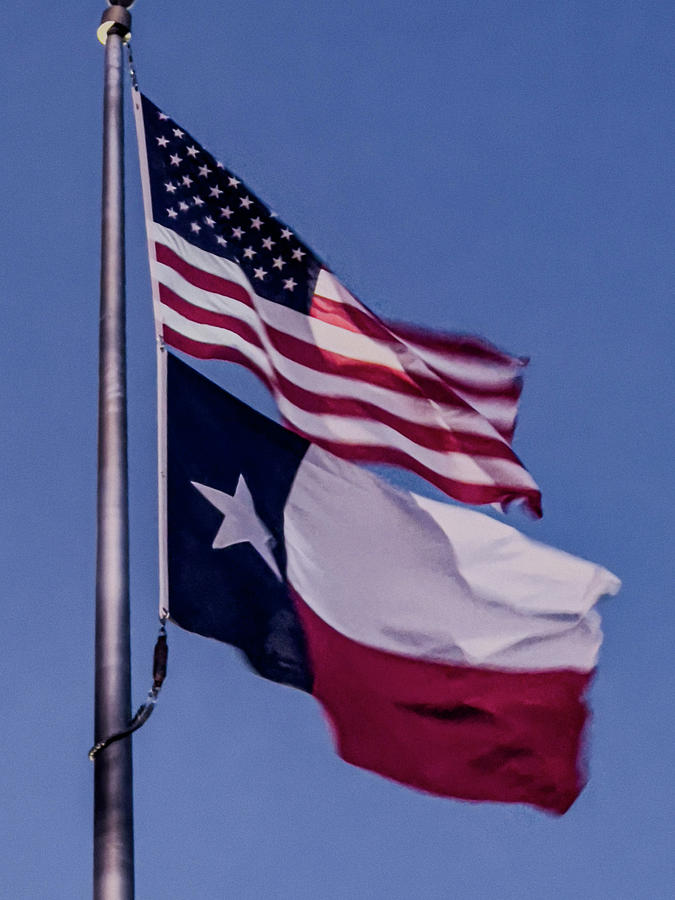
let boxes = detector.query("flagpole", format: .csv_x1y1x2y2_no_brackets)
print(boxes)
94,3,134,898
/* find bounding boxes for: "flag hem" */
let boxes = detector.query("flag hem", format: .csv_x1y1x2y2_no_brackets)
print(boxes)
132,85,170,615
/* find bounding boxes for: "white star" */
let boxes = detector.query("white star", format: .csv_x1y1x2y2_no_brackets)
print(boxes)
242,246,256,259
254,267,267,281
191,477,281,580
190,221,201,233
204,215,215,227
283,278,297,291
216,161,224,169
280,227,292,240
239,196,253,209
192,195,205,207
186,145,199,157
219,206,233,219
272,256,285,270
173,127,184,138
198,164,212,178
156,136,169,147
231,226,244,239
166,208,178,219
262,237,275,250
178,201,189,211
182,175,193,187
209,185,223,198
216,235,228,246
158,112,169,121
228,176,241,188
251,216,263,230
169,154,182,166
164,182,176,193
291,247,306,261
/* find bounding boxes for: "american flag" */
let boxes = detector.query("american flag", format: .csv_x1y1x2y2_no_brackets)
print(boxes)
134,92,542,516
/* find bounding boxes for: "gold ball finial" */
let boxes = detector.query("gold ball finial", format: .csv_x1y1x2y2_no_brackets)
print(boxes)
97,3,133,45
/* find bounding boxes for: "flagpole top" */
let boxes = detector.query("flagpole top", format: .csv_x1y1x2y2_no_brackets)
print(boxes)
97,1,134,45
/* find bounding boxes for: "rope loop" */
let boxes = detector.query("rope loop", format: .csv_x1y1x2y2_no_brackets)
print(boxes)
88,614,169,761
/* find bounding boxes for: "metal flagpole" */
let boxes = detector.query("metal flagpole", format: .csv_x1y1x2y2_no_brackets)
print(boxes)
94,2,135,897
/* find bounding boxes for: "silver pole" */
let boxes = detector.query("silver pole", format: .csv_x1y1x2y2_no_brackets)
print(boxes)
94,4,134,898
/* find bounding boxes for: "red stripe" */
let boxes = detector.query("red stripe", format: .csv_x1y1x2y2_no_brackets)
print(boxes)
158,285,478,406
155,244,521,407
294,591,589,814
433,376,522,402
312,294,523,403
271,371,518,461
310,292,403,342
156,242,523,371
155,242,254,309
156,275,429,402
312,291,526,370
162,327,275,393
162,312,523,464
416,365,523,402
162,357,540,513
496,421,515,444
159,284,265,351
159,286,507,424
265,321,522,428
163,330,540,515
155,249,522,449
384,318,529,367
157,253,539,510
283,423,542,517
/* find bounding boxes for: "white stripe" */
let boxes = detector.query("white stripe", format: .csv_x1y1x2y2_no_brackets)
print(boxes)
285,446,620,670
155,265,507,441
395,337,523,388
450,395,515,436
155,259,261,330
153,223,523,441
313,268,364,310
152,223,522,397
279,407,534,489
152,221,538,500
161,307,536,490
152,255,410,373
161,304,275,378
315,268,524,391
154,222,405,370
153,221,254,284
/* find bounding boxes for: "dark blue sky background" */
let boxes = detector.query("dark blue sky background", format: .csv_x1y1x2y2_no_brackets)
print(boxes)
2,2,673,897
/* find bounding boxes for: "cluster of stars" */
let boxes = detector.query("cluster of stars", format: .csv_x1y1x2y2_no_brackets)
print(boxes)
146,105,317,302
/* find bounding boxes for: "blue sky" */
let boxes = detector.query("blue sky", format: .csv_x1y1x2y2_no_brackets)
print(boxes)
2,1,673,897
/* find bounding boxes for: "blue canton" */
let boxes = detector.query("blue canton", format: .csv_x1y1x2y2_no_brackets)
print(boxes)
142,94,320,313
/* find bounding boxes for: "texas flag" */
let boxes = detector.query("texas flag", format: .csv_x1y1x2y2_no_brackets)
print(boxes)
164,353,620,814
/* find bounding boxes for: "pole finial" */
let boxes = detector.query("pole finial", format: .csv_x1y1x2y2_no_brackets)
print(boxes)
97,4,132,45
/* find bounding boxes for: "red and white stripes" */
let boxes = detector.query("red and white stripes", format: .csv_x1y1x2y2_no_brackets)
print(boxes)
149,221,542,515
